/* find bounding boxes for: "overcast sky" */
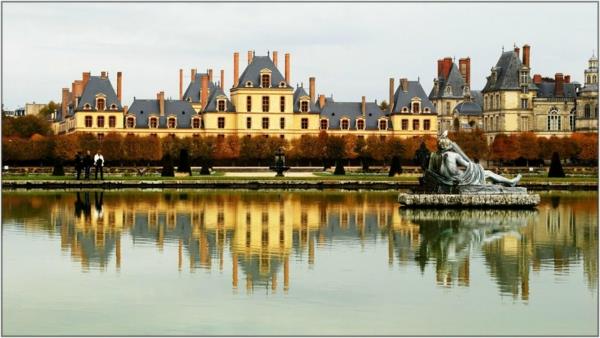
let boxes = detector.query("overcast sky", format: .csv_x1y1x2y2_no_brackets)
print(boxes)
2,2,598,109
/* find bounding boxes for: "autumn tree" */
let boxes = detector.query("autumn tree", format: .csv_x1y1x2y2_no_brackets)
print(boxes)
100,133,124,164
490,134,519,165
325,135,347,175
3,115,52,138
515,132,539,166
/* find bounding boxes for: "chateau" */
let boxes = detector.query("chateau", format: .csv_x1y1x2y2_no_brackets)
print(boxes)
51,45,598,142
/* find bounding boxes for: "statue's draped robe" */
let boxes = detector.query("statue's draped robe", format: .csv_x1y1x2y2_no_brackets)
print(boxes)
428,151,486,186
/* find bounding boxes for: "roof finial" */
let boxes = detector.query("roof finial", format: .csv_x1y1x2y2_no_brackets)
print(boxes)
267,50,270,56
301,82,304,88
502,45,504,52
418,76,420,83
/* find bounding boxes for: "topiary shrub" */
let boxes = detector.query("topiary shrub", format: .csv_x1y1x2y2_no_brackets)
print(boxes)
161,154,175,177
548,151,565,178
388,156,402,177
52,157,65,176
333,160,345,175
177,149,191,175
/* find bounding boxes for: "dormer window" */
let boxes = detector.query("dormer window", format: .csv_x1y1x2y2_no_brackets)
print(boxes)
278,81,287,88
261,74,271,88
356,119,365,130
217,99,226,112
320,118,328,130
412,102,420,113
300,100,309,113
424,107,431,113
84,103,92,110
126,116,135,128
96,98,105,111
402,107,409,113
186,97,191,102
520,69,529,85
491,68,498,84
379,119,388,130
149,116,158,128
341,118,349,130
167,117,176,129
463,86,470,96
245,81,253,87
445,86,452,95
192,117,201,129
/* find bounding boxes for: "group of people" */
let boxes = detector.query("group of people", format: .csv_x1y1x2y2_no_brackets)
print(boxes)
74,150,105,180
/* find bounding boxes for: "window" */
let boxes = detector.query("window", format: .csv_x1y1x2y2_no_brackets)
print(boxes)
520,70,529,85
547,109,560,131
445,86,452,95
585,104,591,118
126,116,135,128
412,119,420,130
218,117,225,129
109,116,116,128
495,95,500,109
340,119,349,130
521,99,528,109
84,103,91,110
97,98,105,111
412,102,420,113
246,96,252,112
167,117,176,128
520,117,529,131
217,100,226,112
521,86,529,94
280,117,285,129
261,74,270,88
301,118,308,129
110,104,117,110
192,118,201,129
401,119,408,130
150,117,158,128
445,102,451,114
97,116,105,128
424,107,430,113
280,96,285,112
356,119,365,130
246,117,252,129
245,81,253,87
320,119,328,130
380,120,388,130
262,96,269,112
301,101,309,113
569,111,575,130
424,119,431,130
262,117,269,129
85,116,93,127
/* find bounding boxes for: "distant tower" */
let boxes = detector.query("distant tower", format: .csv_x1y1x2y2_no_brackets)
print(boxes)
584,53,598,85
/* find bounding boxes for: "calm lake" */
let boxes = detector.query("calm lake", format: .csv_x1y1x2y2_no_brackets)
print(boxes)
2,190,597,336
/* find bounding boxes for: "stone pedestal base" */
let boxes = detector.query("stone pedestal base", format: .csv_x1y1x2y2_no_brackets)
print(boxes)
398,193,540,208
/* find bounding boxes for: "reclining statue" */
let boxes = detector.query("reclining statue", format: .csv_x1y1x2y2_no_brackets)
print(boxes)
426,131,521,188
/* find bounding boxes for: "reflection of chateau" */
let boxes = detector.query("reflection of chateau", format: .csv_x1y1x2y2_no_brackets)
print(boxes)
3,191,597,297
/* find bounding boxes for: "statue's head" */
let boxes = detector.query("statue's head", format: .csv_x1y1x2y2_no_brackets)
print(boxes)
438,137,452,151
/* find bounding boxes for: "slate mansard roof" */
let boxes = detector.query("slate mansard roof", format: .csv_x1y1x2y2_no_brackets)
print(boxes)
535,81,580,99
429,64,468,99
320,101,388,130
482,51,537,92
392,81,436,114
76,76,122,111
183,73,217,103
126,99,197,128
293,86,320,113
236,55,291,89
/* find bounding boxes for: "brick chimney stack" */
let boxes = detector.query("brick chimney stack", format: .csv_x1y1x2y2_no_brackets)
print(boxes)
442,57,453,79
208,69,213,83
401,78,408,92
309,77,315,103
248,50,253,64
101,71,107,79
437,59,443,77
61,88,69,117
389,78,395,113
522,44,531,68
201,74,209,109
179,69,183,100
285,53,290,84
157,91,165,116
191,69,197,81
117,71,122,103
532,74,542,84
459,58,471,87
564,75,571,83
514,46,520,57
82,72,91,90
555,73,564,97
319,94,325,109
273,51,278,68
361,96,366,116
233,52,239,87
220,69,225,90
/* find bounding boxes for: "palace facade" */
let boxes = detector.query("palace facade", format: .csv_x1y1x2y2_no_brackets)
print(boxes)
51,46,597,142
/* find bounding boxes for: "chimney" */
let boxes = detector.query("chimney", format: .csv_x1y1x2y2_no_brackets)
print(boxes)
361,96,366,116
319,94,325,108
117,71,122,103
514,46,520,57
309,77,315,103
442,57,453,79
564,75,571,83
554,73,564,97
220,69,225,90
157,91,165,116
208,69,213,82
273,51,278,68
191,69,197,81
285,53,290,84
522,44,531,68
179,69,183,100
247,50,253,64
233,52,239,87
389,78,395,113
437,59,443,77
459,58,471,87
61,88,69,117
400,78,408,92
101,71,107,79
201,74,208,109
82,72,91,90
533,74,542,84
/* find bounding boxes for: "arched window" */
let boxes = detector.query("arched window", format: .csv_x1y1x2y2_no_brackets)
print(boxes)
593,75,597,83
412,102,420,113
246,96,252,112
245,81,253,87
96,98,105,111
424,107,430,113
445,102,451,114
84,103,91,110
402,107,409,113
278,81,286,88
587,75,591,84
261,74,270,88
495,95,500,109
585,104,591,118
341,119,349,130
445,86,452,95
167,117,176,128
356,119,365,130
547,109,560,131
320,119,328,130
110,104,117,110
126,116,135,128
149,117,158,128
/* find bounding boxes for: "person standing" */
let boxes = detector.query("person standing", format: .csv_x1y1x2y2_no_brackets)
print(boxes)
74,152,83,180
94,150,104,180
83,150,93,180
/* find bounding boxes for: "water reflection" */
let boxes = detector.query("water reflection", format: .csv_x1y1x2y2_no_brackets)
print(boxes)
2,191,597,297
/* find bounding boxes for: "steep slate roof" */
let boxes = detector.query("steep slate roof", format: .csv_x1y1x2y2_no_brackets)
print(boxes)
320,101,387,130
470,90,483,107
535,81,580,99
182,73,218,103
429,64,467,99
236,55,291,89
204,84,235,112
126,99,197,128
454,101,482,116
392,81,436,114
76,76,122,111
293,86,320,113
482,51,537,92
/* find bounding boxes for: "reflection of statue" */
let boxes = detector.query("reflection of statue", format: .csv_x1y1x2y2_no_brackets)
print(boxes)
428,131,521,187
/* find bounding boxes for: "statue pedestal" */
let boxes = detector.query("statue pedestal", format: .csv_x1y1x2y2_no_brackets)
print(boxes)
398,193,540,208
